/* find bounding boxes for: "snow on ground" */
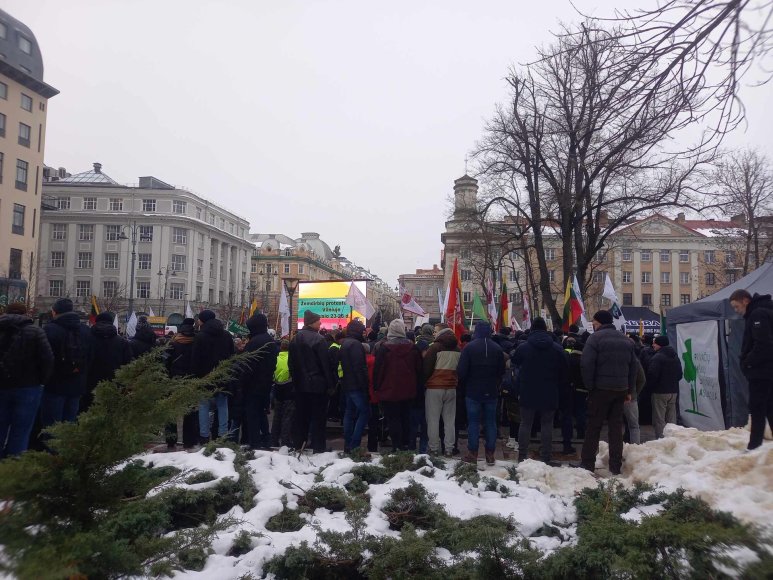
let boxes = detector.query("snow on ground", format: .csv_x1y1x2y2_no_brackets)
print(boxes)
147,427,773,579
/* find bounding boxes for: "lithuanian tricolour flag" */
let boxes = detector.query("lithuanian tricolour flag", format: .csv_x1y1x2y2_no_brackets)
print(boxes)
561,278,583,332
89,295,100,326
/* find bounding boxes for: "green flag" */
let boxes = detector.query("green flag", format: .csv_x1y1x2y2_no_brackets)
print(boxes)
472,292,489,323
227,320,249,336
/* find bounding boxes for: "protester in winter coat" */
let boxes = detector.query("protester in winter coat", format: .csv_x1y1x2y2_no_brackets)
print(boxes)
639,335,656,370
192,310,236,442
288,310,336,453
415,323,435,352
646,335,683,439
85,312,132,409
423,326,461,455
456,322,505,466
41,298,94,428
365,349,381,452
511,317,569,464
129,316,157,359
339,319,370,452
374,319,423,451
271,340,295,448
566,339,588,440
731,290,773,450
241,313,279,449
0,302,54,457
623,350,645,445
580,310,638,475
164,318,199,448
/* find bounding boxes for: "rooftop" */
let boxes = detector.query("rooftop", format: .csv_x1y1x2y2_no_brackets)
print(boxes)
56,162,122,186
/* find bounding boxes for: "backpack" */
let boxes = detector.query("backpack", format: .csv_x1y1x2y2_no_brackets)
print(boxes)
0,325,24,382
55,327,85,377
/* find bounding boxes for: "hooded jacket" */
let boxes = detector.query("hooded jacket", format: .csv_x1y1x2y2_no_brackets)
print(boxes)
423,328,461,389
242,314,279,391
456,323,506,401
646,345,683,395
511,329,569,411
340,320,369,392
415,324,435,352
740,293,773,380
167,326,196,378
581,324,638,394
129,324,157,359
43,312,94,396
288,327,336,395
192,318,235,378
88,320,132,391
373,336,423,402
0,313,54,389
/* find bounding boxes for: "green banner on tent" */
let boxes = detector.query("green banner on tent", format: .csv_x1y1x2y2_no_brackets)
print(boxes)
228,320,249,335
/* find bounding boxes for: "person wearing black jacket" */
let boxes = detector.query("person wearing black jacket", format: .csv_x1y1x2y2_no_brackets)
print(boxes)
288,310,336,453
192,310,236,442
84,312,132,412
165,318,199,448
41,298,94,428
0,302,54,457
241,313,279,449
647,335,683,439
731,289,773,450
129,316,157,358
340,319,369,452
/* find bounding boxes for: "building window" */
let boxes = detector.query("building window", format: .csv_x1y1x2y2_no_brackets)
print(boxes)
680,272,690,285
250,261,257,274
56,197,71,210
103,281,118,298
660,250,671,263
219,218,225,230
623,293,633,306
298,264,305,275
727,271,738,284
462,291,472,303
15,159,28,191
622,271,632,284
196,206,202,219
82,196,97,210
218,290,224,304
172,227,188,244
171,254,186,272
20,93,32,111
0,152,3,183
142,199,156,212
50,251,65,268
0,112,5,137
104,253,119,269
76,281,91,298
138,225,153,242
208,214,215,225
18,122,30,147
284,248,292,257
196,284,203,302
8,248,22,279
172,200,186,214
229,223,235,234
265,280,272,292
641,250,652,262
137,281,151,299
11,203,24,234
642,293,653,306
52,223,66,240
105,225,121,241
622,248,632,262
196,258,203,276
545,248,556,261
725,251,737,266
704,250,716,264
138,253,152,270
510,292,523,303
49,280,64,297
679,250,689,263
592,271,604,283
706,272,716,286
169,283,184,300
284,263,290,274
661,271,671,284
198,233,205,248
77,252,93,269
509,270,519,282
548,270,555,283
460,269,471,282
662,294,672,307
108,198,123,211
641,271,651,283
681,294,691,305
18,36,32,55
0,81,6,99
78,224,94,241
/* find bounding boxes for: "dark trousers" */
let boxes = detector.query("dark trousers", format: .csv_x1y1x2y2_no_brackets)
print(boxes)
382,400,412,451
748,378,773,450
271,398,295,447
581,389,627,472
409,405,428,454
519,407,555,462
367,404,381,452
0,385,43,458
294,392,328,453
244,387,272,449
40,393,80,427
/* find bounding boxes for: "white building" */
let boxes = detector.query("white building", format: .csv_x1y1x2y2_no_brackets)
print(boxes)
37,163,253,318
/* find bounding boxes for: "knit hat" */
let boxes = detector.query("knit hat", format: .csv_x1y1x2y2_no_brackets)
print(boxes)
347,319,365,339
303,309,321,326
420,323,434,337
387,319,406,339
6,302,27,315
654,335,669,347
247,313,268,335
593,310,614,325
532,317,547,331
95,312,113,324
52,297,74,314
182,317,195,326
199,309,216,323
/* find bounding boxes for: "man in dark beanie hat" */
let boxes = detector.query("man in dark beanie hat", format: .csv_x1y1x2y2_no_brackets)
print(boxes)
85,312,131,412
647,335,683,439
288,310,335,452
579,310,638,475
166,317,199,448
241,313,278,449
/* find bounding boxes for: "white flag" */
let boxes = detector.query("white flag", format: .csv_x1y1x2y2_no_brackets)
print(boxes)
185,301,194,319
486,276,498,324
113,312,119,332
572,275,590,332
603,273,619,303
441,279,451,322
278,282,290,338
345,282,376,320
523,293,531,330
126,311,138,338
610,301,628,332
399,286,427,317
148,306,156,318
437,287,445,323
509,302,521,331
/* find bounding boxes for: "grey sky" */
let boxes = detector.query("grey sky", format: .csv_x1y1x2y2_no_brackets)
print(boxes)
7,0,772,289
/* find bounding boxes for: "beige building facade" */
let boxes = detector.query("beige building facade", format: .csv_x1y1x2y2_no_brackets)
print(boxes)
0,9,58,306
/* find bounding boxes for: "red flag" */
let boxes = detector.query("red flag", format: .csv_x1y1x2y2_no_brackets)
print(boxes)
444,258,467,340
497,278,509,332
88,295,100,326
561,278,584,332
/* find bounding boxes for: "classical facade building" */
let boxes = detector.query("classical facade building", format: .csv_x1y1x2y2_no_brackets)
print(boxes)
0,9,58,305
37,164,253,318
398,264,444,325
249,232,399,326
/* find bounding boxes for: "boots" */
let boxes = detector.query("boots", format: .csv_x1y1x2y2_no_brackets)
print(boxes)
485,450,496,466
462,451,478,464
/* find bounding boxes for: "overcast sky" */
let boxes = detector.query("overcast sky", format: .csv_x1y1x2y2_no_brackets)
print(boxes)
7,0,772,288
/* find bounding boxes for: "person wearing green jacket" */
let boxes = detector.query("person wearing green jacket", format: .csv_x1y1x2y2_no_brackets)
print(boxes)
271,340,294,448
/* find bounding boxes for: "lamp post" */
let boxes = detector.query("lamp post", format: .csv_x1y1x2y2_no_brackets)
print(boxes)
118,221,139,316
156,266,177,317
283,277,300,335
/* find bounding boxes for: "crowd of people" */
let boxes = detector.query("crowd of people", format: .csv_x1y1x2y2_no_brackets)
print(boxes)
0,290,770,470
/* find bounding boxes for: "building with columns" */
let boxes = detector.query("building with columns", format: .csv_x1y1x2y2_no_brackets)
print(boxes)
37,163,253,319
0,9,58,306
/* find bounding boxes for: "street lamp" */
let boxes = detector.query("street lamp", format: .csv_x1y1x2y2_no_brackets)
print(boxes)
259,267,278,319
283,277,300,335
117,221,140,316
156,266,177,317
